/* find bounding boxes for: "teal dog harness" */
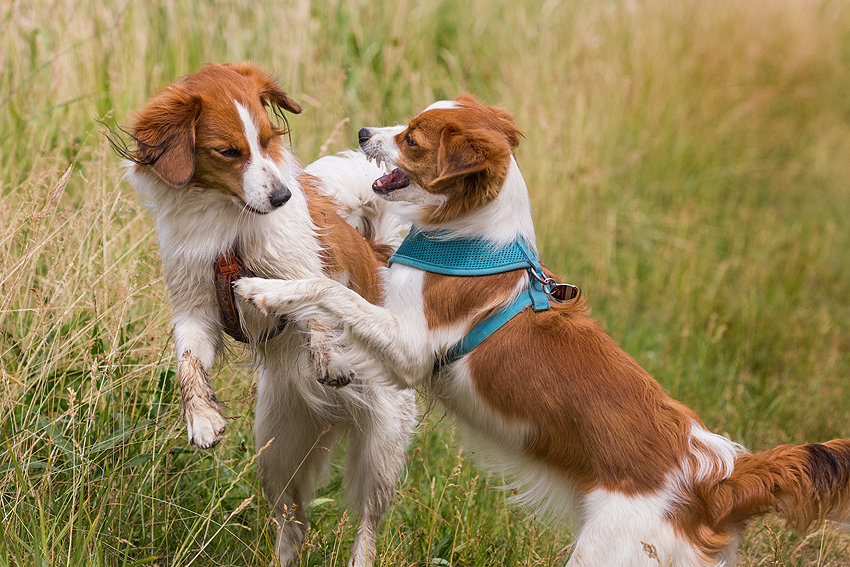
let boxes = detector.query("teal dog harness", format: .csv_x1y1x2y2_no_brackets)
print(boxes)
388,228,578,373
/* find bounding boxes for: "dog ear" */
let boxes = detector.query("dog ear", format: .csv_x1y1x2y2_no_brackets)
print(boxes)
456,93,523,151
261,83,302,115
455,93,480,106
131,87,201,189
224,62,302,115
487,105,523,151
431,126,512,193
425,127,511,223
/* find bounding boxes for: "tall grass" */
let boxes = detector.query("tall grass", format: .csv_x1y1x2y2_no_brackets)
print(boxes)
2,0,850,565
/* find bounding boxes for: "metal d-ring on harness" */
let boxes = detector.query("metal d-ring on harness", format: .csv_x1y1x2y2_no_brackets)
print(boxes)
386,228,578,374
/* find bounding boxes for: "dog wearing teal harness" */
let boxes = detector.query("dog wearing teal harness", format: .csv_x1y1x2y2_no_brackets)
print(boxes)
233,96,850,567
387,228,577,372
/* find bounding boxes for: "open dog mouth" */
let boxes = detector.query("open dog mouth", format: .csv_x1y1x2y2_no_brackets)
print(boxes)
372,168,411,194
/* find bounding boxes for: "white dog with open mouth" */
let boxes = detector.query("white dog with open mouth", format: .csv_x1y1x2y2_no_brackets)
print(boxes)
236,95,850,567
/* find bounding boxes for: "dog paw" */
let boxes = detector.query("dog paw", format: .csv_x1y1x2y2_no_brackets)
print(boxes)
307,318,353,388
186,403,227,449
316,345,356,388
309,338,354,388
233,277,281,315
318,367,354,388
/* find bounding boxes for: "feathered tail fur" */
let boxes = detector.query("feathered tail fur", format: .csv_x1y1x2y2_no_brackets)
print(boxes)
715,439,850,531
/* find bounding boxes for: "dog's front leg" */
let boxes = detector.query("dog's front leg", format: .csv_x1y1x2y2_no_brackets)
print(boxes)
235,277,430,388
173,314,228,449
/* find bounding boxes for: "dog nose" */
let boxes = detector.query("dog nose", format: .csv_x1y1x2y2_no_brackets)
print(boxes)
269,186,292,208
358,128,371,147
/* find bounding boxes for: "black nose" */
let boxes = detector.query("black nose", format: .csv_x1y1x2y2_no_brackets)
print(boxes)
358,128,371,147
269,186,292,208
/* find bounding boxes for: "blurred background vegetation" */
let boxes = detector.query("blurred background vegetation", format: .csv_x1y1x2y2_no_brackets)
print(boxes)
1,0,849,565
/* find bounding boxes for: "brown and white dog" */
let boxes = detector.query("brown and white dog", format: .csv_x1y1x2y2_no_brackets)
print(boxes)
120,63,415,567
236,95,850,566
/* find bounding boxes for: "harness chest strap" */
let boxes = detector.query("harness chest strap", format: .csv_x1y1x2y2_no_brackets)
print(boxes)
214,250,256,343
213,248,288,343
439,292,535,373
387,229,578,373
214,238,335,343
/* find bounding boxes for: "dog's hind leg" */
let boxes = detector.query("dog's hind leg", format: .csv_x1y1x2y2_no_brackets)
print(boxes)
255,366,342,566
344,386,416,567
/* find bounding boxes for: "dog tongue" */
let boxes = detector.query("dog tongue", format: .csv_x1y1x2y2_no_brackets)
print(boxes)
373,168,410,192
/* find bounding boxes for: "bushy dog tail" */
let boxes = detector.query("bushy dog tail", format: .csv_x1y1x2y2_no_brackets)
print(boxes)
306,150,409,253
712,439,850,532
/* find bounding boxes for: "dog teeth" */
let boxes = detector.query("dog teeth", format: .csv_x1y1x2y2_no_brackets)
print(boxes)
375,178,384,188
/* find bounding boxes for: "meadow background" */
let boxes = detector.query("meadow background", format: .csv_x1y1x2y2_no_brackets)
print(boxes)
2,0,850,565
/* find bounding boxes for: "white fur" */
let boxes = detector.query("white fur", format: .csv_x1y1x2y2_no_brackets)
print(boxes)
358,124,405,170
423,100,460,112
128,99,415,567
569,482,730,567
236,102,297,213
305,150,409,250
687,423,746,485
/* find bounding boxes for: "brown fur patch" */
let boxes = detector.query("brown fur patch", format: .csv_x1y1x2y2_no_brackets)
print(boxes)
423,263,695,494
300,174,386,306
674,438,850,558
178,350,221,414
422,270,525,329
467,300,695,494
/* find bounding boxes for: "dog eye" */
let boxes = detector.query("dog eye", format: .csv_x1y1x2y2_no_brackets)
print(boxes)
406,135,417,147
218,148,242,158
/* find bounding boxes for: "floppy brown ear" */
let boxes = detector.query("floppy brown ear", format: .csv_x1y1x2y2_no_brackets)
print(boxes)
431,126,512,192
131,87,201,189
425,127,512,223
261,82,302,115
224,62,302,115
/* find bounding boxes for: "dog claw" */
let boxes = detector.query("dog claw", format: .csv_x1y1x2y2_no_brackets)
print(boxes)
318,370,354,388
191,435,223,449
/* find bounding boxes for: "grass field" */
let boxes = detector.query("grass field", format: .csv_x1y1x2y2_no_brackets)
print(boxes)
2,0,850,565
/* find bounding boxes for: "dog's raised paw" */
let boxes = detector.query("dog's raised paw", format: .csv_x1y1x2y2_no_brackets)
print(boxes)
234,278,272,313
